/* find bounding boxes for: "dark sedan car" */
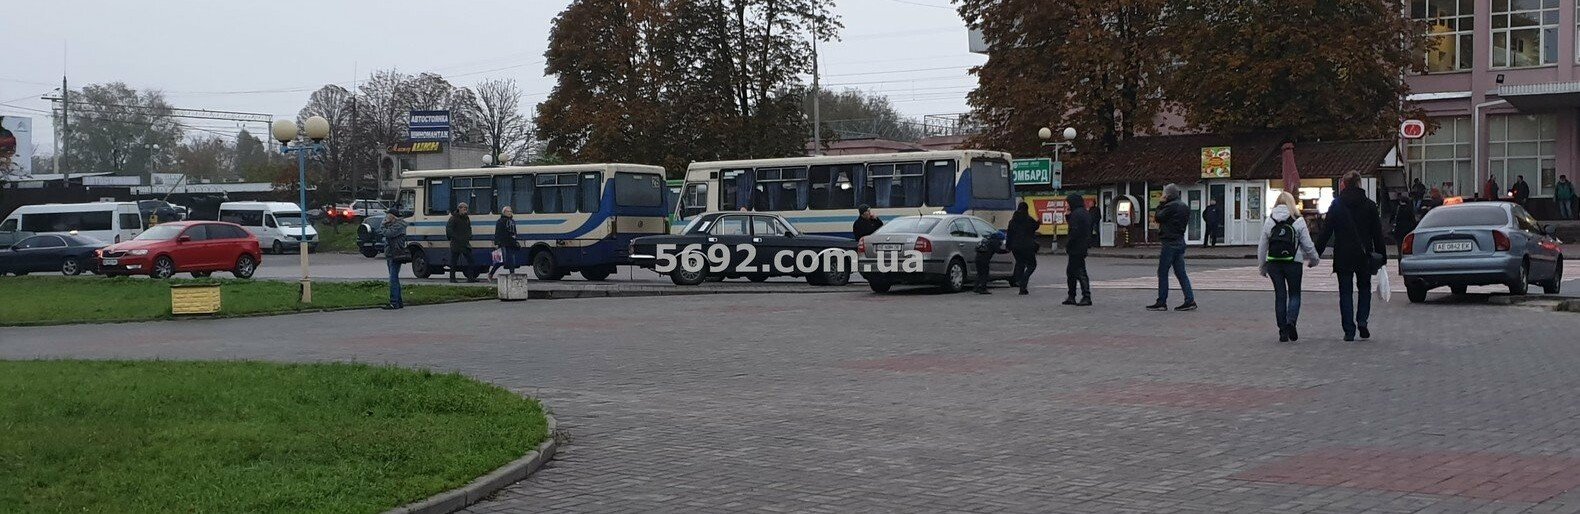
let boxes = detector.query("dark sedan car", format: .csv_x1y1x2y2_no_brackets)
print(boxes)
0,234,107,276
630,212,856,286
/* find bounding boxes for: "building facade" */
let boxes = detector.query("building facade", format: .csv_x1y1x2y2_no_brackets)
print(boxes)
1406,0,1580,216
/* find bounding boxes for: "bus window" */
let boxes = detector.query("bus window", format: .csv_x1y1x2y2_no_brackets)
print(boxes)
119,212,144,231
510,175,535,213
720,169,751,210
753,167,807,211
21,211,112,232
493,175,515,214
453,176,494,214
426,179,451,215
868,162,924,208
396,189,416,215
809,164,858,210
681,183,709,218
579,173,602,213
926,160,956,206
615,173,664,207
536,173,578,214
971,158,1012,199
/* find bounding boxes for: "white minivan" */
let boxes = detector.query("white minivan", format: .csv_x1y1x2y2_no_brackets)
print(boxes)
0,202,144,245
218,201,318,254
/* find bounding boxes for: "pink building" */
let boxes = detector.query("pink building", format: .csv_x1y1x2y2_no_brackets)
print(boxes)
1406,0,1580,216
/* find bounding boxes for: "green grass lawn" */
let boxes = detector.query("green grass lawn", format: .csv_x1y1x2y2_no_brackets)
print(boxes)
0,276,494,326
0,360,548,513
313,221,362,254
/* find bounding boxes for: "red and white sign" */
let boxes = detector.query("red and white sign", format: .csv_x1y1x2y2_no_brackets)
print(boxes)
1400,119,1427,139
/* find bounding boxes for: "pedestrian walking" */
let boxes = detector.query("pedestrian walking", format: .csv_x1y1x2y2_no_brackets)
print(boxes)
1409,178,1427,212
446,203,476,283
852,205,884,241
1257,192,1320,342
1483,176,1500,201
1420,187,1445,218
1006,202,1041,295
1063,194,1093,306
1391,194,1417,257
381,212,409,310
1202,199,1224,248
1315,171,1387,342
1557,175,1576,220
1147,184,1197,311
973,228,1008,294
1512,175,1531,206
487,206,520,281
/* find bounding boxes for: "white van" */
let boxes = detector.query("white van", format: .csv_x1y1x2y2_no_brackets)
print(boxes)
218,201,318,254
0,202,144,245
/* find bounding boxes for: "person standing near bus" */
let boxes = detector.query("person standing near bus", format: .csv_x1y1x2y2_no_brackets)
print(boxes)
446,203,476,283
381,212,409,310
487,206,520,281
852,205,883,241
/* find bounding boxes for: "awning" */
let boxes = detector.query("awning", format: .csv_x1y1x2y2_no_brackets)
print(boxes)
1497,82,1580,111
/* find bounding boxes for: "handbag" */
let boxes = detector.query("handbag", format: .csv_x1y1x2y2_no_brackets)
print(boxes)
1339,200,1387,273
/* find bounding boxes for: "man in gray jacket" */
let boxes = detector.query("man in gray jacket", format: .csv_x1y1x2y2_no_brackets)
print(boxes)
1147,184,1196,311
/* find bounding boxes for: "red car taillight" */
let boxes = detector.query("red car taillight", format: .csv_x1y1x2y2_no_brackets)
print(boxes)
1400,234,1414,255
1493,230,1511,252
857,237,866,253
913,236,932,253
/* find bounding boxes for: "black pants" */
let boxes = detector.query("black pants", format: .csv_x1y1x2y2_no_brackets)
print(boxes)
1011,246,1037,290
974,253,993,291
449,246,473,279
1265,261,1303,330
1067,253,1090,298
489,245,518,275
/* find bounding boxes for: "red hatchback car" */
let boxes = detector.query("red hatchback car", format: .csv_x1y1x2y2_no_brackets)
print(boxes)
98,221,263,279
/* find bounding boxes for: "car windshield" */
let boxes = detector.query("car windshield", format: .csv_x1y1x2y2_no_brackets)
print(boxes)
274,212,306,227
877,217,941,234
1417,206,1508,230
134,225,185,241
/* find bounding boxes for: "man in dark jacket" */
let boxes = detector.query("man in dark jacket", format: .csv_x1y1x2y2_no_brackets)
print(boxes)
446,203,475,283
1316,171,1387,342
1006,202,1041,295
1063,194,1093,305
852,205,883,241
1512,175,1531,206
1148,184,1196,311
1201,199,1224,247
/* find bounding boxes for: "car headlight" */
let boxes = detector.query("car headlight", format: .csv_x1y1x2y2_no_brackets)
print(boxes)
128,249,149,256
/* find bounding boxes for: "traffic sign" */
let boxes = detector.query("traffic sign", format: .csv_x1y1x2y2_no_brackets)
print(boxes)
1400,119,1426,139
1012,158,1062,188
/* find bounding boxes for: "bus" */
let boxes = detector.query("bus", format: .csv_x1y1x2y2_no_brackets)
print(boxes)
1,202,145,245
666,179,684,225
396,164,670,281
672,150,1017,237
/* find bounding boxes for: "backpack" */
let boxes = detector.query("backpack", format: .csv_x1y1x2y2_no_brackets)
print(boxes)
1267,218,1298,262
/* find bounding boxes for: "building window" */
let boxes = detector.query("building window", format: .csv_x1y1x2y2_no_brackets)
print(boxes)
1406,117,1472,197
1492,0,1559,68
1412,0,1474,72
1487,114,1557,197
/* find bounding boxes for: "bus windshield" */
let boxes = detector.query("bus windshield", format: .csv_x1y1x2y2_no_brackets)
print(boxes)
274,212,306,227
970,159,1012,199
616,173,665,207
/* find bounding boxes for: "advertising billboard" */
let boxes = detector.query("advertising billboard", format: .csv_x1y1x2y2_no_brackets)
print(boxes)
0,115,33,178
407,110,451,142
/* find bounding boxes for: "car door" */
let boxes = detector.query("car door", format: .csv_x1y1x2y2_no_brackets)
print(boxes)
971,217,1016,277
947,218,979,268
173,225,213,270
707,215,753,273
750,216,797,274
1513,207,1559,279
12,235,61,271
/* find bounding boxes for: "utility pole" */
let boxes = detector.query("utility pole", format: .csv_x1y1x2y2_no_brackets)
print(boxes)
811,0,822,156
59,75,68,180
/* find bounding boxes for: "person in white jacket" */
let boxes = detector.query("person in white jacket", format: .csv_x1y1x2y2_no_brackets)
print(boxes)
1257,191,1321,342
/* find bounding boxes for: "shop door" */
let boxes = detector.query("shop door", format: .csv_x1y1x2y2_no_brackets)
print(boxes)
1208,184,1226,246
1225,182,1264,245
1185,188,1205,245
1098,187,1116,247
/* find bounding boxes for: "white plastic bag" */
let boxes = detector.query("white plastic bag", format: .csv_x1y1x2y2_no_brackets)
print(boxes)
491,248,504,265
1374,265,1392,302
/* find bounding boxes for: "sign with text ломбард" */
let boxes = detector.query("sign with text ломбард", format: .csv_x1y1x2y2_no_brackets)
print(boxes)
1012,158,1062,188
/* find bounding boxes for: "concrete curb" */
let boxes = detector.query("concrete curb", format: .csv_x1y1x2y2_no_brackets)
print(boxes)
1561,299,1580,312
1079,252,1257,260
385,412,559,514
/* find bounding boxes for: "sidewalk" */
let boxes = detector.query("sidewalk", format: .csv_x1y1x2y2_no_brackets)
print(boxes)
1070,243,1580,260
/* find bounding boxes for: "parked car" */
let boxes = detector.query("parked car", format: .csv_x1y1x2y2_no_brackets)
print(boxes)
97,221,262,279
856,214,1014,293
356,215,388,258
630,212,855,286
327,199,388,222
0,233,107,276
219,201,318,254
1400,202,1564,302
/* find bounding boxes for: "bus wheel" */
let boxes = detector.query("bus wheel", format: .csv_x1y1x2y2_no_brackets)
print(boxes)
533,251,566,281
580,265,614,282
411,249,434,279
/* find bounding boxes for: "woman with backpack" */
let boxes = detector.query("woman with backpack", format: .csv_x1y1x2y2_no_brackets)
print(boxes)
1257,191,1320,342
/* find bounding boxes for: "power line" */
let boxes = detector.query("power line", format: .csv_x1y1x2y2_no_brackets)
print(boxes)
823,74,976,87
825,65,973,78
885,0,954,10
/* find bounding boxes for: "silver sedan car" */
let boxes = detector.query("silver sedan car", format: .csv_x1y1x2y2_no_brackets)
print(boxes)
857,214,1014,293
1399,202,1564,302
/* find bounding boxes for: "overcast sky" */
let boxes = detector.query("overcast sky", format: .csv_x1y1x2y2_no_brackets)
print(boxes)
0,0,982,155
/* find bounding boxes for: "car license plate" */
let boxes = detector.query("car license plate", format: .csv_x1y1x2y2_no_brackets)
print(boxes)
875,244,902,251
102,259,118,266
1434,241,1473,253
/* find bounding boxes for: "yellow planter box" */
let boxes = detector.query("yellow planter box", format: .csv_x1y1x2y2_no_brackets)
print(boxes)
170,284,222,315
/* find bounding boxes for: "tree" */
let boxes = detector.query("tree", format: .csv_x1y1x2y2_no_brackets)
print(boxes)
300,84,366,200
957,0,1172,155
233,128,268,179
171,136,232,180
807,88,923,142
59,82,184,175
1167,0,1426,140
472,78,533,163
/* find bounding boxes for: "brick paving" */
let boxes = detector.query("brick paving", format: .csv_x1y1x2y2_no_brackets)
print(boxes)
3,276,1580,512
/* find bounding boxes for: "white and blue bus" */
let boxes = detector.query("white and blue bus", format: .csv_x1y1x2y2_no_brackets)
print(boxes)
673,150,1017,237
398,164,670,281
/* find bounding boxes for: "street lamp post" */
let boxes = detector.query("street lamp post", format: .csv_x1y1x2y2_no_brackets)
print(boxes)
271,116,330,303
1038,126,1078,163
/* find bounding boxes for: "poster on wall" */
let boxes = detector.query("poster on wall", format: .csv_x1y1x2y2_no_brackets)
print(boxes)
1201,146,1231,179
0,115,32,179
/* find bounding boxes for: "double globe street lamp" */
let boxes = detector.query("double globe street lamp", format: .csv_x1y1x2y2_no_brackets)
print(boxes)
1038,126,1077,163
271,116,330,303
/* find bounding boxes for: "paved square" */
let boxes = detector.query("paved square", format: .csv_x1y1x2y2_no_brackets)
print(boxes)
1236,449,1580,503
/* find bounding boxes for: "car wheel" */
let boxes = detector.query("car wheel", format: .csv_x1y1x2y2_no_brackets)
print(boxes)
60,257,83,276
232,255,257,279
192,271,212,278
410,248,434,279
1406,280,1428,303
810,270,850,286
1449,285,1467,296
360,246,380,258
869,280,893,293
533,251,565,281
670,267,706,286
942,258,967,293
151,256,176,279
1509,260,1530,295
1542,257,1564,294
580,265,614,282
272,240,284,255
